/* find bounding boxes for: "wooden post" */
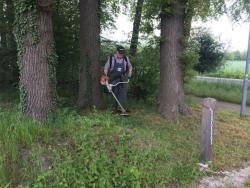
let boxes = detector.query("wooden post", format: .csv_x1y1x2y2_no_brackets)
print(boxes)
201,98,216,161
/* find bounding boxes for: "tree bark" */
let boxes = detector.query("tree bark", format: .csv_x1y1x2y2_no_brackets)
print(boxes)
159,0,188,120
18,2,56,121
129,0,144,57
78,0,102,108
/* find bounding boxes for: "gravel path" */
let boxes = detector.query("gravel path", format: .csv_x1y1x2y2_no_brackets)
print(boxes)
192,96,250,115
197,165,250,188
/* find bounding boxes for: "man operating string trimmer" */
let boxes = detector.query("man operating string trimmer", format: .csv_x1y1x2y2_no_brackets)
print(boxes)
102,46,133,115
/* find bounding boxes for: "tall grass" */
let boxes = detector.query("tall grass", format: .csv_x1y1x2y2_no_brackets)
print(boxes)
185,80,250,105
1,92,250,187
0,105,201,187
0,108,50,186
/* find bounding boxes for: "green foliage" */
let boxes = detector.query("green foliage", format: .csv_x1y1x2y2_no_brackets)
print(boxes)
191,30,225,73
228,0,250,22
0,0,18,89
245,179,250,188
53,0,80,93
0,48,18,87
130,40,160,102
100,0,120,30
181,38,199,83
139,0,163,35
53,0,126,95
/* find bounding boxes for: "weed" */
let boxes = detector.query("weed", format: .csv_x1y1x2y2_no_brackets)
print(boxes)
0,93,250,187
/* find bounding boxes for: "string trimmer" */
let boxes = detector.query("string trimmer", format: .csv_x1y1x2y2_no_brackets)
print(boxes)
100,75,129,116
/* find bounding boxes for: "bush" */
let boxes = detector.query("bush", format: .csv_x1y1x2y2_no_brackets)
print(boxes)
191,31,225,73
129,43,160,102
0,47,18,89
181,38,199,83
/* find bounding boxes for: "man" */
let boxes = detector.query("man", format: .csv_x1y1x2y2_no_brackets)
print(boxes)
104,46,133,112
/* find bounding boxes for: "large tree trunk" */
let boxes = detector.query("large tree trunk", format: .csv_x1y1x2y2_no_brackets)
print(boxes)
129,0,144,56
78,0,102,108
15,2,57,121
159,0,188,120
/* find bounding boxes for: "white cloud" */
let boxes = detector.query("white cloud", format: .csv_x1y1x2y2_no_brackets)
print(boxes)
101,14,133,42
193,15,249,52
102,14,249,52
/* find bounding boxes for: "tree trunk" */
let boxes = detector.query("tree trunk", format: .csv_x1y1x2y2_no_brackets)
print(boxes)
78,0,102,108
16,2,57,121
159,0,188,120
129,0,144,57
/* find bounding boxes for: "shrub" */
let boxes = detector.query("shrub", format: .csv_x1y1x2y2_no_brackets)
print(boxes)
191,31,225,73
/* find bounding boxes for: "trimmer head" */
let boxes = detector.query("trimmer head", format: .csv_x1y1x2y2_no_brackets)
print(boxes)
119,112,129,116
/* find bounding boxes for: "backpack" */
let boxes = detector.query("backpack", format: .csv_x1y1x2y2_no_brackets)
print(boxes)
109,54,129,72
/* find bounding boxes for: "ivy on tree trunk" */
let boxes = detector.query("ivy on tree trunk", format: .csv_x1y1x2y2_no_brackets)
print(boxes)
14,0,57,121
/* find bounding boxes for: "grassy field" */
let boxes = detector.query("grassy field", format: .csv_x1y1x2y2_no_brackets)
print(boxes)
205,60,247,79
185,80,250,105
1,92,250,187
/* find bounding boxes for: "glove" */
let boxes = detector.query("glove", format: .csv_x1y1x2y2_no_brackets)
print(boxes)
107,85,112,92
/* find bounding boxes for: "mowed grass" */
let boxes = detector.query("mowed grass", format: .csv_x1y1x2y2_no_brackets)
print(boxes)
205,60,247,79
185,80,250,105
0,92,250,187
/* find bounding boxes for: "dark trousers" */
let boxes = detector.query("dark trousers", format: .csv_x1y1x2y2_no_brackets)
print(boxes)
111,82,128,110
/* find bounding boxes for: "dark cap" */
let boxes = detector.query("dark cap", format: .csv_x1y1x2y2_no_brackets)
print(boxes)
116,45,125,53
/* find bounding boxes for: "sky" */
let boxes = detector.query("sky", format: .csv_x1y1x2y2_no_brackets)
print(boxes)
102,14,249,52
